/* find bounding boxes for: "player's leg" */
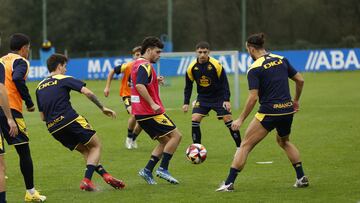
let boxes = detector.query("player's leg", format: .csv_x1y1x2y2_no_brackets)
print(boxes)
124,97,135,149
191,104,210,144
77,141,125,190
131,118,142,149
217,117,268,191
155,128,182,184
0,154,6,202
222,114,241,148
275,115,308,188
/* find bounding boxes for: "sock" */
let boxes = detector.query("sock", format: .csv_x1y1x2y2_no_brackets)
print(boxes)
0,191,5,203
145,155,160,172
26,188,35,195
292,162,305,179
225,167,241,185
127,128,133,138
159,152,173,170
14,144,34,190
225,120,241,147
192,121,201,144
95,164,108,177
84,164,97,180
132,132,139,141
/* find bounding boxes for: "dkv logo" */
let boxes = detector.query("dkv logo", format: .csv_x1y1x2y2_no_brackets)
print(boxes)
305,49,360,71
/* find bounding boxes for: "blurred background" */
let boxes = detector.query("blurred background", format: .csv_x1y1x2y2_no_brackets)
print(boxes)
1,0,359,59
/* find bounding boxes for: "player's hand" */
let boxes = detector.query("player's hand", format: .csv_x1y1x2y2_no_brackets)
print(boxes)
102,107,116,119
293,100,300,112
182,104,189,113
231,118,243,131
151,103,161,113
157,76,165,86
223,101,231,112
27,105,35,112
7,118,18,137
104,87,110,97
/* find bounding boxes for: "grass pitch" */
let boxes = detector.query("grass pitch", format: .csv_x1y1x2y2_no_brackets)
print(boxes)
4,71,360,202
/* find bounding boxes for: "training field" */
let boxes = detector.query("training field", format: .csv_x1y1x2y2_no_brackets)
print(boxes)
4,71,360,202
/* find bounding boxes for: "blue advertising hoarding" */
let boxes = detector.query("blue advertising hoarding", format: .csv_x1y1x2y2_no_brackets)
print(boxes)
28,48,360,81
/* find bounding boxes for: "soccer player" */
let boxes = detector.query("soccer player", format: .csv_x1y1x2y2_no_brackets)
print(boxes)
216,33,308,192
0,60,19,203
0,33,46,201
131,36,182,185
36,53,125,191
104,46,142,149
182,41,241,149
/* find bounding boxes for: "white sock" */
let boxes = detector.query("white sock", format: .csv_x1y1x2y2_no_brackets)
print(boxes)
27,188,35,195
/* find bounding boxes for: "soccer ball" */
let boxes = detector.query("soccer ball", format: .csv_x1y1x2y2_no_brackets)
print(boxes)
185,144,207,164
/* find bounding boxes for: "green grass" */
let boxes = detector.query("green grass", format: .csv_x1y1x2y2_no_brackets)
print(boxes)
4,71,360,202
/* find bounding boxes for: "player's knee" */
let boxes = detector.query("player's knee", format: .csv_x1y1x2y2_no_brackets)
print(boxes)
276,136,288,148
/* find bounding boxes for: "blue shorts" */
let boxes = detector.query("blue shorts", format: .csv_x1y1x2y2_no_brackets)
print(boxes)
255,113,294,137
135,113,176,140
0,110,29,145
51,116,96,151
192,101,231,119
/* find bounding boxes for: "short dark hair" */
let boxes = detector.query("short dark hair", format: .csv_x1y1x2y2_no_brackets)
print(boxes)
247,33,265,49
47,53,68,72
141,36,164,55
196,41,210,50
132,46,142,54
10,33,30,51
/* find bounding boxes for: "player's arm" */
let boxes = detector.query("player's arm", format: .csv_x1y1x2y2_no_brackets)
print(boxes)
35,91,45,121
290,73,304,112
104,69,115,97
0,63,18,137
286,58,304,112
219,67,231,111
0,84,18,137
12,59,34,112
81,86,116,118
135,65,161,113
183,71,194,112
231,69,259,131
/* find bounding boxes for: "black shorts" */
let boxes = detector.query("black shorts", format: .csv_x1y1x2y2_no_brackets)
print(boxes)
51,116,96,151
0,128,5,155
192,101,231,120
0,110,29,145
122,96,131,113
135,113,176,140
255,113,294,137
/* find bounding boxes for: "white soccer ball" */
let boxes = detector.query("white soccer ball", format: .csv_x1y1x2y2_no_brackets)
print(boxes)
185,143,207,164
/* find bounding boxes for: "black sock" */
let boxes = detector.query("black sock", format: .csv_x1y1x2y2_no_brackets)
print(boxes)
132,132,139,141
225,167,241,185
225,120,241,147
159,152,173,170
145,155,160,172
95,164,108,177
292,162,305,179
85,164,96,180
0,191,6,203
14,144,34,189
127,128,133,138
192,121,201,144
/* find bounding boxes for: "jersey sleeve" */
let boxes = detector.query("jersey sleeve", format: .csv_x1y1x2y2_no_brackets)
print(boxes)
113,64,122,75
219,68,231,101
35,91,43,112
136,64,151,85
247,68,260,90
284,58,298,78
0,62,5,84
63,77,86,92
12,59,34,108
